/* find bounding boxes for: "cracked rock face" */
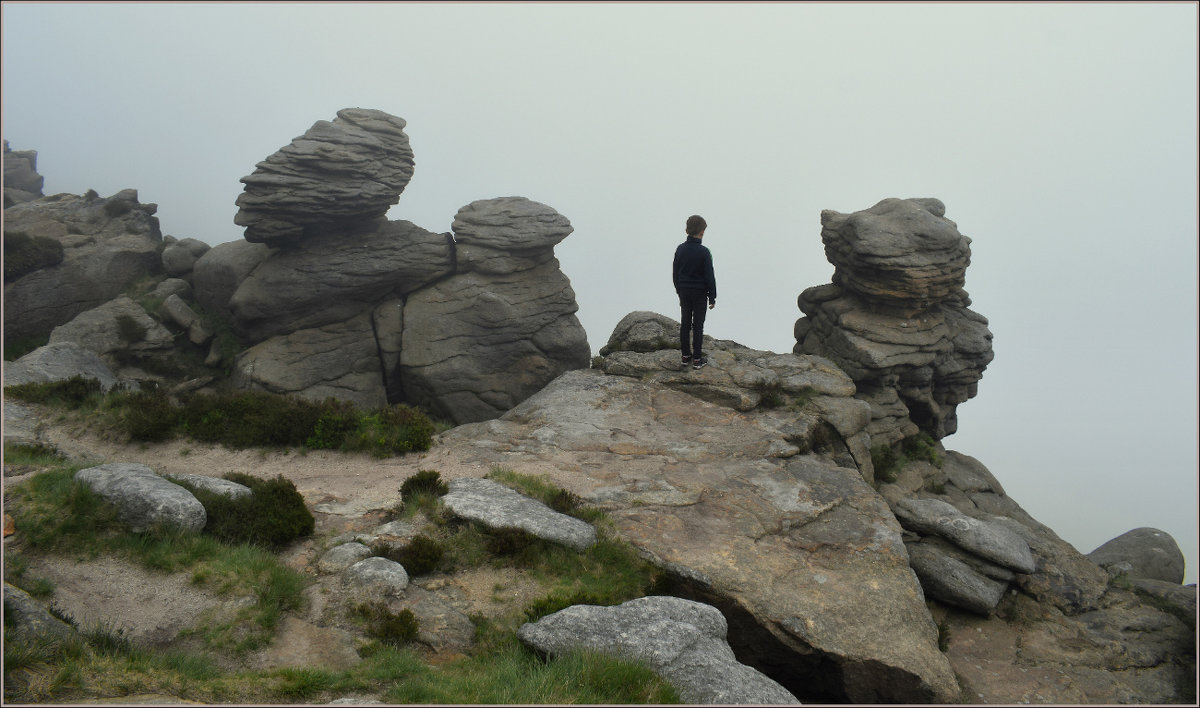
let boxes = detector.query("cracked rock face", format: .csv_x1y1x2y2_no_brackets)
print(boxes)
234,108,415,245
794,198,994,442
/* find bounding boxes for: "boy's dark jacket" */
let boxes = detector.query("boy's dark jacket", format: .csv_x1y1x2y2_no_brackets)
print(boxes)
673,236,717,304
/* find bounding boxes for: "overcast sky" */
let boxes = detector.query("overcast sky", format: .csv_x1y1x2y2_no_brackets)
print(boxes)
3,2,1196,583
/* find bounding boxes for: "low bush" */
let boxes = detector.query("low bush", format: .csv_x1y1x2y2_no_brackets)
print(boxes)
175,473,314,548
353,602,420,647
3,231,64,282
119,389,180,442
378,534,444,577
524,590,610,622
4,376,103,409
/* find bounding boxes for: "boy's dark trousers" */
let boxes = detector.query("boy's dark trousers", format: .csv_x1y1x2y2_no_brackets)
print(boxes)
678,289,708,360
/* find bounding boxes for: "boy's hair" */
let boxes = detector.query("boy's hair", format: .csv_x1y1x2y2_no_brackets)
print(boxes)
685,215,707,236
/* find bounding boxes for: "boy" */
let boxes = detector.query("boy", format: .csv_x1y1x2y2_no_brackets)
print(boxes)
672,214,716,370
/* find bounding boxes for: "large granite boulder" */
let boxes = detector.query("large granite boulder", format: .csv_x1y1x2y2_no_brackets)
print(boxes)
399,198,590,424
234,108,415,245
3,140,44,207
794,198,994,443
1087,527,1187,584
3,189,163,341
440,368,960,703
74,463,206,534
3,341,120,392
228,219,452,342
518,596,800,704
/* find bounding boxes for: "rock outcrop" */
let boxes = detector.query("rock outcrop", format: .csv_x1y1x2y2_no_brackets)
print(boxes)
214,110,590,422
794,198,994,443
3,140,44,207
400,198,591,423
441,368,962,703
233,108,415,246
3,188,163,342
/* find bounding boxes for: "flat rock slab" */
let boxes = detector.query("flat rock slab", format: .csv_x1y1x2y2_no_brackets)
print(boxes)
440,369,959,703
442,477,596,551
894,497,1035,573
518,596,799,705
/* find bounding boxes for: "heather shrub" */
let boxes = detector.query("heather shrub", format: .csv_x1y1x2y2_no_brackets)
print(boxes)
353,602,420,646
176,473,314,548
3,231,64,282
4,376,103,408
378,534,444,577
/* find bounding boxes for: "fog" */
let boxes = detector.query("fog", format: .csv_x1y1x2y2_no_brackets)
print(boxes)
3,2,1196,582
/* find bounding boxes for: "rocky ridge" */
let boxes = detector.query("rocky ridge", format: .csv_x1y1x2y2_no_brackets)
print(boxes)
3,130,1194,703
3,111,591,423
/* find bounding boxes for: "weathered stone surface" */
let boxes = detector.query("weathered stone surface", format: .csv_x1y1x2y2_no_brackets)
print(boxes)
229,219,452,341
1128,578,1196,628
400,258,590,424
440,369,960,703
442,477,596,551
167,473,252,500
3,401,44,449
318,543,375,574
235,108,415,245
343,557,409,597
794,198,993,442
893,497,1036,574
3,582,75,642
232,312,387,409
74,463,206,533
906,539,1007,615
452,197,573,275
3,189,163,341
1087,527,1186,584
4,341,119,391
938,587,1195,704
3,140,44,207
47,295,174,364
191,239,274,318
518,596,799,704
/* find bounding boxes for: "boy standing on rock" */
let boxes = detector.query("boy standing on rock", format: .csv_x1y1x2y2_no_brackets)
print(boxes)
672,215,717,370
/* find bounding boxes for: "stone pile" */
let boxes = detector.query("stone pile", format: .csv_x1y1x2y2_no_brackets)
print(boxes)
794,198,994,443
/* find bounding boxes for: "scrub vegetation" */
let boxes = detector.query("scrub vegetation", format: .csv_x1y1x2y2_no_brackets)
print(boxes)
2,448,681,704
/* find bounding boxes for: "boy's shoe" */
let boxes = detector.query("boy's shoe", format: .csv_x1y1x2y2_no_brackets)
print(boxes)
692,357,708,370
681,356,691,367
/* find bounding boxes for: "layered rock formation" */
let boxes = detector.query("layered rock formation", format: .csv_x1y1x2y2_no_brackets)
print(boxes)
219,109,590,421
233,108,415,245
794,198,994,443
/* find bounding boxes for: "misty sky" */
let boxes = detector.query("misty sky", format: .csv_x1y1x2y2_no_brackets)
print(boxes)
3,2,1196,583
